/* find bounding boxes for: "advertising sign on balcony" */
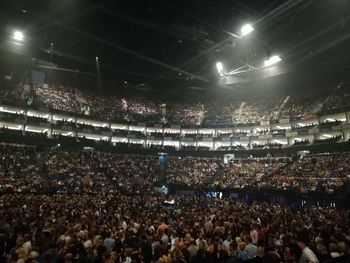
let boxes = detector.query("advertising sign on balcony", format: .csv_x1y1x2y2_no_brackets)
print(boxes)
258,134,272,139
279,118,290,124
332,123,350,131
260,120,270,126
39,122,50,128
308,128,319,134
286,131,298,137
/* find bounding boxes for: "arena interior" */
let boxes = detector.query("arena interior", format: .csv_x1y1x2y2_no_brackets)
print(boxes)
1,1,350,262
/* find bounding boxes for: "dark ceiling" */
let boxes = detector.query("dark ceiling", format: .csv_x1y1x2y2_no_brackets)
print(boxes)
0,0,350,96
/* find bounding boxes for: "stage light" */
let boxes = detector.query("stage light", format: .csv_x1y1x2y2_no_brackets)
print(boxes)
240,24,254,37
216,62,223,72
264,55,282,67
216,62,224,76
96,56,99,61
13,31,24,41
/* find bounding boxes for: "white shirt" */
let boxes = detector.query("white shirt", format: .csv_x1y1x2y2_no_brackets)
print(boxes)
299,247,319,263
250,229,258,245
161,233,169,247
196,238,207,248
123,257,132,263
222,239,232,250
330,252,340,258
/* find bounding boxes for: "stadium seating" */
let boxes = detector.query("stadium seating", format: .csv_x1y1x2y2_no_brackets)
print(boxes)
2,82,350,126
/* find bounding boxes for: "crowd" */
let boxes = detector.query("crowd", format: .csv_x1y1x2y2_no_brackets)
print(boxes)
2,82,350,126
44,150,158,193
0,145,42,193
279,95,318,122
0,144,350,262
167,154,350,193
0,145,154,194
0,194,349,263
1,145,349,194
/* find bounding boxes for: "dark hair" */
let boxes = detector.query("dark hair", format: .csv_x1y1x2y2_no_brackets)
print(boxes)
296,232,310,245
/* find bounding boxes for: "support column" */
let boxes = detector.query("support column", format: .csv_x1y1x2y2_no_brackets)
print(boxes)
127,124,130,146
249,138,253,150
179,127,182,150
23,109,28,136
73,116,78,141
48,113,53,139
108,121,112,143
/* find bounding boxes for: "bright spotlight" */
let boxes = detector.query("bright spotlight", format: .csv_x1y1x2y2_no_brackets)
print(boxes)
216,62,224,76
13,31,24,41
96,56,99,61
216,62,223,72
240,24,254,37
264,55,282,67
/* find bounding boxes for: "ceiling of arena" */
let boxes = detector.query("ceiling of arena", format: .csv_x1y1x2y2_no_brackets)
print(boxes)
0,0,350,95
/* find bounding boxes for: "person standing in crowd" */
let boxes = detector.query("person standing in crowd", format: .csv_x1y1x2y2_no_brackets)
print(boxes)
250,225,259,246
297,234,319,263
